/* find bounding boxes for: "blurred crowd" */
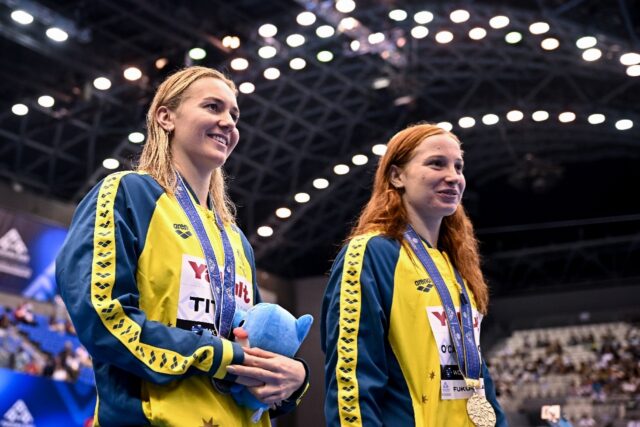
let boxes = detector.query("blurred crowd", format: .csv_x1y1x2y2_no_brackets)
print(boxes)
0,298,91,383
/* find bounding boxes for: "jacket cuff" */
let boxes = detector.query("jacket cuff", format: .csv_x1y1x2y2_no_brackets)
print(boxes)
211,339,244,380
284,357,310,404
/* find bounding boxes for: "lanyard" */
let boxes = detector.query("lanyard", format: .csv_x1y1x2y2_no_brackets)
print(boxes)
404,225,481,383
175,173,236,338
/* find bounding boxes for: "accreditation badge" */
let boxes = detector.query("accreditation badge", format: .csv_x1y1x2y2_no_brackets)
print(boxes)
426,306,486,400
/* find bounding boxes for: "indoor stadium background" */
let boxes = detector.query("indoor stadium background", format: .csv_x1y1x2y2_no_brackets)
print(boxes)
1,0,639,426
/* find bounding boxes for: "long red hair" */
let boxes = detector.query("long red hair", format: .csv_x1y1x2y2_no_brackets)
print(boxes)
349,123,489,313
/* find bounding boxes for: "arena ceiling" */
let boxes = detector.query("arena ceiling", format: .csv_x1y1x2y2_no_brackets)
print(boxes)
1,0,639,296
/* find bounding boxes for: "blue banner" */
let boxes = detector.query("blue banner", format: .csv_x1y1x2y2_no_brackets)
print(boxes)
0,368,95,427
0,207,67,301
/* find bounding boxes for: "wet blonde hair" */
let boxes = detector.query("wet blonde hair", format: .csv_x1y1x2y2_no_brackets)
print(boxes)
137,66,238,223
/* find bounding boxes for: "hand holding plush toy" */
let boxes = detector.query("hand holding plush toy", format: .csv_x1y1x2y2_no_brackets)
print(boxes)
230,303,313,422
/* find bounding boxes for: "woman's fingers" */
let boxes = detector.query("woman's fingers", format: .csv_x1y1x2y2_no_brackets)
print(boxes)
232,375,264,387
226,364,276,382
243,346,278,358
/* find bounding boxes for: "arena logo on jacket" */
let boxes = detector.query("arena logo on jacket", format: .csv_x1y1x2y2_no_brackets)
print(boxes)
426,306,486,400
176,254,252,332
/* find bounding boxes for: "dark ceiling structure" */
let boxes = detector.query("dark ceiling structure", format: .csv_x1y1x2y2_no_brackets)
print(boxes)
1,0,639,297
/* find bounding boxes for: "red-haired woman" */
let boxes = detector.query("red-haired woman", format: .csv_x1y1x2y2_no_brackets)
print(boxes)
321,123,506,426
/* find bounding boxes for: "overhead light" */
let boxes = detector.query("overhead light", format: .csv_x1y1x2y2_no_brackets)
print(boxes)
532,110,549,122
286,34,305,47
368,32,385,44
316,25,335,38
450,9,470,23
11,10,34,25
352,154,368,165
469,27,487,40
317,50,334,62
257,226,274,237
189,47,206,60
414,11,434,24
338,17,359,31
489,15,510,29
297,11,316,26
506,110,524,122
102,158,120,170
263,67,281,80
222,36,240,49
394,95,413,106
389,9,407,21
128,132,145,143
576,36,596,49
411,26,429,39
505,31,522,44
230,58,249,71
558,112,576,123
275,208,292,219
11,104,29,116
155,57,168,69
258,24,278,38
620,52,640,66
582,48,601,61
37,95,55,108
350,40,360,51
258,46,277,59
313,178,329,189
238,82,255,94
458,116,475,128
437,121,453,131
482,114,499,125
529,22,550,35
627,65,640,77
541,38,559,50
615,119,633,130
289,57,306,70
123,66,142,81
294,192,310,203
435,31,453,44
372,144,387,156
46,27,68,42
93,77,112,90
333,164,350,175
335,0,356,13
372,77,390,89
587,114,605,125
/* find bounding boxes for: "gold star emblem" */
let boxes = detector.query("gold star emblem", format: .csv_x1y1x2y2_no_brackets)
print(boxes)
200,417,218,427
422,395,428,403
429,371,436,380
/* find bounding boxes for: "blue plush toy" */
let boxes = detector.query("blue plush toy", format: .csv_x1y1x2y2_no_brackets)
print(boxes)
230,303,313,422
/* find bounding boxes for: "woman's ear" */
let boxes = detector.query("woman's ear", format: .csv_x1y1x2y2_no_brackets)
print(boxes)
389,165,404,189
155,106,175,133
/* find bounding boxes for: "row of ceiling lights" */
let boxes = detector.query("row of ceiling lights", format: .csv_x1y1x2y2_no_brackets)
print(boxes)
254,109,635,238
8,4,640,117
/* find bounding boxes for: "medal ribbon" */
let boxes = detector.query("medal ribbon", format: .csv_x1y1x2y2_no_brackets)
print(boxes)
404,225,481,383
175,173,236,338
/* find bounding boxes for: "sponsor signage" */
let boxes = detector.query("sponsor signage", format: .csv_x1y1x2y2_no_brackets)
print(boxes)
0,208,67,301
0,368,95,426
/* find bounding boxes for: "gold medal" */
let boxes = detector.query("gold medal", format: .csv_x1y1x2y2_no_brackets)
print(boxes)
466,393,496,427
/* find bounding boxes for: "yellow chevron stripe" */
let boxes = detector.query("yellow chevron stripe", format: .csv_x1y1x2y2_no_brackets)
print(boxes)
335,234,376,426
91,172,214,375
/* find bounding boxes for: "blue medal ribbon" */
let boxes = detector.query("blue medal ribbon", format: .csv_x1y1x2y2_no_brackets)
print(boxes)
175,173,236,339
404,225,481,384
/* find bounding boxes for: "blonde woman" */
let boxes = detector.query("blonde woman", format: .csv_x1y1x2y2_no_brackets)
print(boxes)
57,67,308,426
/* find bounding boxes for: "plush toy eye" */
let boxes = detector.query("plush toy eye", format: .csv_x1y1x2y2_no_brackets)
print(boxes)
238,320,245,327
